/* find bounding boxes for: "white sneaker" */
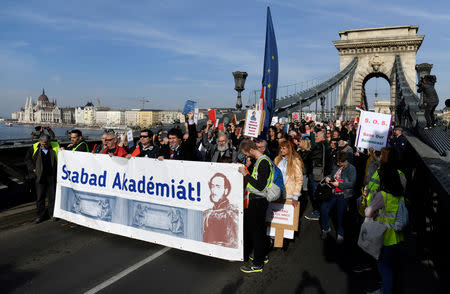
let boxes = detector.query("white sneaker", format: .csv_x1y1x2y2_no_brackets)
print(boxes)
337,234,344,244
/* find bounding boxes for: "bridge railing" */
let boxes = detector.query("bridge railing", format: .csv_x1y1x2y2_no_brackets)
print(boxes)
404,133,450,291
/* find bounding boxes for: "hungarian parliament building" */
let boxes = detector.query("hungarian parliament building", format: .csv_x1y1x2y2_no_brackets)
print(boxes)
12,89,74,124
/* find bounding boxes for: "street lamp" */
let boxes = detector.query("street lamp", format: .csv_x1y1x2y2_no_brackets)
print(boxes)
233,71,248,110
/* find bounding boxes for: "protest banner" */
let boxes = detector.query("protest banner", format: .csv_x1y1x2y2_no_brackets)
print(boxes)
243,110,262,138
54,151,244,261
265,199,299,247
355,110,392,151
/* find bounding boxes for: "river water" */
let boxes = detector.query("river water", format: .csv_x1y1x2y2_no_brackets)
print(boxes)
0,123,104,141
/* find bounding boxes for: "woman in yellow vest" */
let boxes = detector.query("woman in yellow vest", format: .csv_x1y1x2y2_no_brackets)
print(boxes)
365,162,405,294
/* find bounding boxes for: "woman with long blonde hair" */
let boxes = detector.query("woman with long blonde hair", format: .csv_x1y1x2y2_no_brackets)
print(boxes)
274,141,304,207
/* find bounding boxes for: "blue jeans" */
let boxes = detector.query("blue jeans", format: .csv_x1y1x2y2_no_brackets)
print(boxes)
377,245,398,294
320,194,348,236
308,174,320,212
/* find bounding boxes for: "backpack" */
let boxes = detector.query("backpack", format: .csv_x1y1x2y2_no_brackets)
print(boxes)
267,162,284,202
393,198,409,231
252,156,284,202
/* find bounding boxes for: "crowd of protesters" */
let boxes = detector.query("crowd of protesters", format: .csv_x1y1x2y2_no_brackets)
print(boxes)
26,110,409,294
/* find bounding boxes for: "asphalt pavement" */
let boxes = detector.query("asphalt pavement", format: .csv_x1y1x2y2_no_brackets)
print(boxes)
0,202,444,294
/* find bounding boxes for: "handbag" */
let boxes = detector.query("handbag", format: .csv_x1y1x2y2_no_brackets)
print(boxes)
357,217,386,260
315,179,333,202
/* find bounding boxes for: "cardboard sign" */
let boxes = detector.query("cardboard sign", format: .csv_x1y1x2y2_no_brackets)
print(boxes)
231,114,237,125
355,110,392,151
243,110,262,138
266,199,299,247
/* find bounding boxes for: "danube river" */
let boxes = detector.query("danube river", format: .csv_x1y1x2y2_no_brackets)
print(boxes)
0,123,104,140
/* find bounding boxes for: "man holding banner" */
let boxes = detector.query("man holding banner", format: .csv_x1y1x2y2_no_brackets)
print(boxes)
238,139,271,273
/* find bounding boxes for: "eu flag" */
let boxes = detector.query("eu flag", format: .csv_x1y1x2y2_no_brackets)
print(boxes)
261,6,278,138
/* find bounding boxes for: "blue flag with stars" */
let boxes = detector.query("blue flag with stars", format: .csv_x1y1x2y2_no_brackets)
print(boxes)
261,6,278,138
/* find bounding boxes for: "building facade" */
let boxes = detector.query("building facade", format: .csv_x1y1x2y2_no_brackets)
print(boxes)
16,89,64,123
95,110,125,127
138,110,160,127
125,110,140,126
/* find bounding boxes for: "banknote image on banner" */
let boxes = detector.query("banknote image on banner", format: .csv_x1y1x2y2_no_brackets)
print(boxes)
59,186,204,241
54,151,244,261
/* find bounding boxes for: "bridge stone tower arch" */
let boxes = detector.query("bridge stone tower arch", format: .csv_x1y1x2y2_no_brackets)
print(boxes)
333,25,424,119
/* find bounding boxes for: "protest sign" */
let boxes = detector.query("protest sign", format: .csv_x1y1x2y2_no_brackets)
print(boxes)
194,107,199,124
355,110,392,151
182,100,197,115
127,129,134,148
218,123,225,133
266,199,299,247
292,112,300,121
271,116,278,126
243,110,262,138
305,113,316,121
208,109,216,123
54,151,244,261
231,114,237,125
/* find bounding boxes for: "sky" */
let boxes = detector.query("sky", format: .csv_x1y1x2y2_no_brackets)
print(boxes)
1,0,449,118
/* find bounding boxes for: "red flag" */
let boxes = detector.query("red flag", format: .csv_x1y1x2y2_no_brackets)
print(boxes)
260,85,265,110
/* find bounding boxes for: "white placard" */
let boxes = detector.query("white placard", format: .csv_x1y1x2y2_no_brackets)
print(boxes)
266,202,295,226
271,116,278,126
127,129,134,148
194,107,199,124
243,110,262,138
267,227,294,239
355,110,392,151
54,151,244,261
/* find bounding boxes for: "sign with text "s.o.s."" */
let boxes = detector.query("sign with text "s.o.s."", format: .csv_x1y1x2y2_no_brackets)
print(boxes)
355,110,392,151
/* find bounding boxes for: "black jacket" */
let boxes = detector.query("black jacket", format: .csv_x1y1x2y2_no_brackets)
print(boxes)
131,142,161,158
25,144,58,183
418,81,439,104
309,142,332,175
161,123,198,161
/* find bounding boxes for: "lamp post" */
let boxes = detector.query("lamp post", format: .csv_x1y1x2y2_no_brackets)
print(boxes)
320,96,326,121
233,71,248,110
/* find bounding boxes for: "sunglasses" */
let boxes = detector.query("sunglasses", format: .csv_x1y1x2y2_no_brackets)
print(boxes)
140,135,149,138
104,138,114,142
